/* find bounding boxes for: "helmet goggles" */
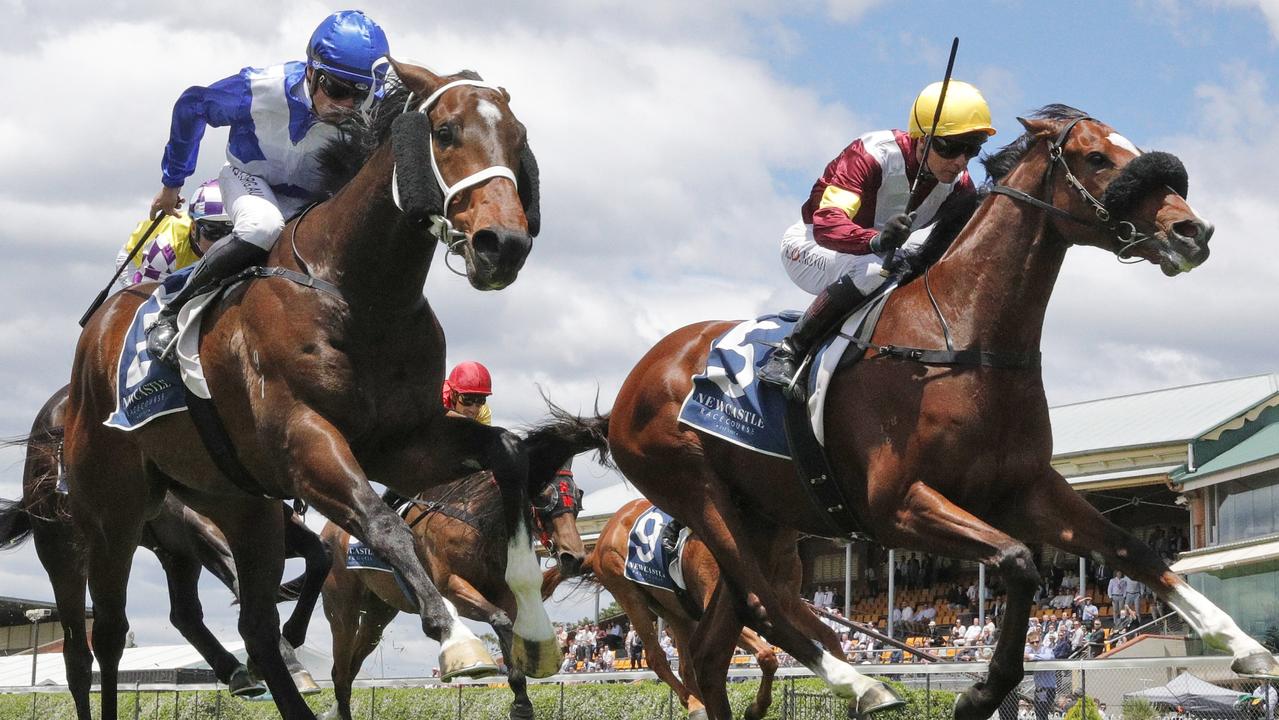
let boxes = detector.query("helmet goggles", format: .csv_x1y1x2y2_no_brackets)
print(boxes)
930,135,985,160
314,68,371,104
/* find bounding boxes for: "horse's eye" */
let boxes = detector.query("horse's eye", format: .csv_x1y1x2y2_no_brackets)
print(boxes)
435,125,455,145
1086,152,1109,168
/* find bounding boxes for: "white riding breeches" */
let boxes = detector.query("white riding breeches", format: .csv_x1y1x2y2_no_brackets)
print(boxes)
779,221,926,295
217,164,295,251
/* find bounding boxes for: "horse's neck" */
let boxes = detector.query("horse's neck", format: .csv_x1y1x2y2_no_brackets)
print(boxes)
296,144,436,311
928,148,1068,353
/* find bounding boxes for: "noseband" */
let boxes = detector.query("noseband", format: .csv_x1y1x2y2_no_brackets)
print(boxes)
391,79,520,273
531,473,583,553
989,117,1160,263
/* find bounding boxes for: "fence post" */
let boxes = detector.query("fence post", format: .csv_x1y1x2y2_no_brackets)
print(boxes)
559,681,565,720
927,672,932,718
134,684,141,720
456,683,463,720
370,683,376,720
215,688,222,719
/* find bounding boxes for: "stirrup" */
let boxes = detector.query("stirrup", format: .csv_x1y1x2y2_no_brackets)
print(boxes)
783,353,814,403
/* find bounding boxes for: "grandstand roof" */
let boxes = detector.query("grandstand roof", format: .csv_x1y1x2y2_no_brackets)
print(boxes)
1049,373,1279,457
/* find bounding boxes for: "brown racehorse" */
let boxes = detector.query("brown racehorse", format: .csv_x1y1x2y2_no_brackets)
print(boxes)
62,61,553,720
543,498,793,720
535,106,1277,720
0,385,331,719
320,464,587,720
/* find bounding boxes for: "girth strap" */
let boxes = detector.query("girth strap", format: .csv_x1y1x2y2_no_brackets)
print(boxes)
845,336,1042,370
183,389,287,499
402,499,483,531
223,266,348,304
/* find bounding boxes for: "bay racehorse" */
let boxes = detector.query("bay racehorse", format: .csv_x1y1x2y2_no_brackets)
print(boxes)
320,461,587,720
0,385,331,718
536,106,1278,719
62,61,553,719
543,497,793,720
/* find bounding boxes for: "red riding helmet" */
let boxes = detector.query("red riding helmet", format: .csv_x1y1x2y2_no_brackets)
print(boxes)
441,361,493,406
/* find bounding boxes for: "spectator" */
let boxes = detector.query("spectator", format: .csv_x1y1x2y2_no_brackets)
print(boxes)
900,603,915,624
1125,577,1145,623
866,563,879,596
917,603,937,623
1113,607,1134,637
1079,597,1099,624
1250,682,1277,720
1107,571,1128,619
626,626,644,669
1086,619,1106,657
660,631,677,662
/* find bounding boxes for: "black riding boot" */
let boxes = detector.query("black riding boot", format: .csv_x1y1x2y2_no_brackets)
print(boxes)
758,273,868,400
145,235,267,360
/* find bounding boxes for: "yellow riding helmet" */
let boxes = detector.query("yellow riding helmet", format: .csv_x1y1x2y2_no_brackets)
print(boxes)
908,80,996,138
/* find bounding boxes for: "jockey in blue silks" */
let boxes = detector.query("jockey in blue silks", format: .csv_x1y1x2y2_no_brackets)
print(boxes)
145,10,390,360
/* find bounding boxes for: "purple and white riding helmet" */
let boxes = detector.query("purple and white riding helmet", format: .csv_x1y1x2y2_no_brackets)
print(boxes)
188,179,229,223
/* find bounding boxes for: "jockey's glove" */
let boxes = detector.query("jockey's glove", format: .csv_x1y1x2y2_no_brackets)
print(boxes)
869,212,916,257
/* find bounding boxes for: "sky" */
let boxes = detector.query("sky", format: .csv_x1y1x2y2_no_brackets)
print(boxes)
1,0,1278,680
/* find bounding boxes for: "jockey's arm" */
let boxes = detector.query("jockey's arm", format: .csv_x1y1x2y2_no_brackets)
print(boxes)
159,71,252,191
808,141,883,255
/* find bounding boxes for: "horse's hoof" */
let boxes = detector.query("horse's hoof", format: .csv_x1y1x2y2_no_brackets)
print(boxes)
317,704,342,720
509,701,535,720
228,665,268,698
512,636,561,678
440,639,500,682
849,684,905,718
292,667,323,695
688,708,709,720
1233,651,1279,678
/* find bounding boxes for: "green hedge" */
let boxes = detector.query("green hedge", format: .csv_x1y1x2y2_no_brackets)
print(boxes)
0,675,956,719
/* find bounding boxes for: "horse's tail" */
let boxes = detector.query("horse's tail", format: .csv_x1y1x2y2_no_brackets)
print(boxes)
0,496,34,551
542,547,601,601
521,393,612,484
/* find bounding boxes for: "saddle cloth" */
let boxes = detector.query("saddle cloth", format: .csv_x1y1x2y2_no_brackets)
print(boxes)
624,505,692,593
104,271,226,431
675,290,892,457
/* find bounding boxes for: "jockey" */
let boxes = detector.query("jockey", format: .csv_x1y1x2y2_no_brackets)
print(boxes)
114,179,230,291
759,81,996,395
144,10,390,359
442,361,494,425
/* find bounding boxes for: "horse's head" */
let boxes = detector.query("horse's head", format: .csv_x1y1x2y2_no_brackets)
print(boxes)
389,60,539,290
1004,109,1211,275
531,469,586,577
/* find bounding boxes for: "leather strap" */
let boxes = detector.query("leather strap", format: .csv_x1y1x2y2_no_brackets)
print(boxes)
846,337,1041,370
223,266,348,304
183,389,285,499
783,396,872,540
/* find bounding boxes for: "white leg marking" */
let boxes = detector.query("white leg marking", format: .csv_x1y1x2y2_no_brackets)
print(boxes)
1165,581,1269,657
506,518,555,643
808,649,880,699
436,598,482,653
1107,132,1142,156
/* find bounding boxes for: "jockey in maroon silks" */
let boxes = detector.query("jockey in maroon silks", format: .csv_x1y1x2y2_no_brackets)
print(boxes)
759,81,997,398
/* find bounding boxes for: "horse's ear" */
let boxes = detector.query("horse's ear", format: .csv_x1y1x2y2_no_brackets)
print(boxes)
517,143,541,238
389,57,443,96
1017,116,1057,137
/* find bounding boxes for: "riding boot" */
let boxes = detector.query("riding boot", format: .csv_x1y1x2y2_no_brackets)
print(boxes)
145,235,267,361
758,273,868,400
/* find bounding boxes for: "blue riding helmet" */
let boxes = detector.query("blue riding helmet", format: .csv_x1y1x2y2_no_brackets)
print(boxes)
306,10,390,88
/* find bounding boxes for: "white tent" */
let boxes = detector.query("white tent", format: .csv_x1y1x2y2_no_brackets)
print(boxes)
1124,671,1249,717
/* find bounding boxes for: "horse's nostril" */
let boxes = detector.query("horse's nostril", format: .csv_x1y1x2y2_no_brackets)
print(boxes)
1172,219,1210,242
471,229,500,259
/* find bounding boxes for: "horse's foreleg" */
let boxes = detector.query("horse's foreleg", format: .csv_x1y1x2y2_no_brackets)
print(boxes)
880,482,1039,720
1013,471,1279,678
448,580,532,720
739,628,778,720
281,507,330,648
321,565,397,720
289,410,495,681
687,581,744,720
203,498,315,719
151,546,256,693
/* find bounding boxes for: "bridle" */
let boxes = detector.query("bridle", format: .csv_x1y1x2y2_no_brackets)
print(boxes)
391,79,521,276
989,117,1157,263
531,472,584,553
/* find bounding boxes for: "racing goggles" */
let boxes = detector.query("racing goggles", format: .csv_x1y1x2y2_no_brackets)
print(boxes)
931,135,985,160
195,219,234,242
315,69,371,104
456,393,488,407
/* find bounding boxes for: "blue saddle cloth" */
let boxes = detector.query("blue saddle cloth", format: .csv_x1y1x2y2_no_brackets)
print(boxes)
676,313,805,459
105,269,194,431
624,505,681,592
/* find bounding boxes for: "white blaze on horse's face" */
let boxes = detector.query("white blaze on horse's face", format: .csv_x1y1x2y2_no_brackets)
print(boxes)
1106,133,1141,157
476,99,502,130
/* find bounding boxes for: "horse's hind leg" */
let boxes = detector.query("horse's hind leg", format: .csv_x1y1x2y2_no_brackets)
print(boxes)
1011,470,1279,678
31,518,94,720
442,578,535,720
687,580,745,720
321,566,397,720
878,482,1041,720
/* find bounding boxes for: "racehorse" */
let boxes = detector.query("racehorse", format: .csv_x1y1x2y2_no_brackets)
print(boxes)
534,106,1277,720
543,498,792,720
0,385,330,719
320,463,587,720
62,61,551,719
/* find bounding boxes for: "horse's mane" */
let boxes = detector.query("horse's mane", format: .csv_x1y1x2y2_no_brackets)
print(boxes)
417,468,506,540
980,104,1090,185
316,69,485,193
